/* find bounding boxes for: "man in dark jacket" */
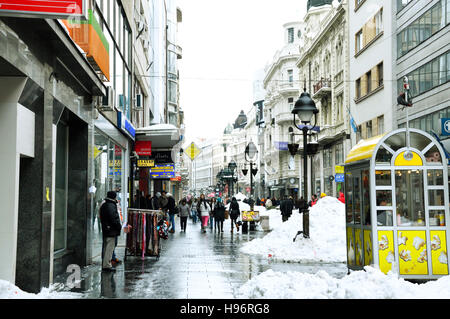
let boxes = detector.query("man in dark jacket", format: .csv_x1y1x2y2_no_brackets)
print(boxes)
280,196,294,222
100,191,122,272
166,192,176,233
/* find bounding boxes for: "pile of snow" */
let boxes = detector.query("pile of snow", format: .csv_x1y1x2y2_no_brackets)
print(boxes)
233,192,247,201
240,196,346,263
226,201,251,211
0,280,82,299
237,266,450,299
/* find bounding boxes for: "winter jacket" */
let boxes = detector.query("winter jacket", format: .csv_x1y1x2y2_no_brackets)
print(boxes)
265,199,272,208
214,202,225,221
197,200,211,217
230,200,240,220
100,198,122,237
280,199,294,216
179,203,190,217
151,196,160,210
338,192,345,204
159,195,168,210
167,196,176,215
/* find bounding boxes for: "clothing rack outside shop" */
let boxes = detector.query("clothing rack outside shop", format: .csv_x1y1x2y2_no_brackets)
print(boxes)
124,208,166,261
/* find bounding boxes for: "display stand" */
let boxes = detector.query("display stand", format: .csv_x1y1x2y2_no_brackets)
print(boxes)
124,208,166,261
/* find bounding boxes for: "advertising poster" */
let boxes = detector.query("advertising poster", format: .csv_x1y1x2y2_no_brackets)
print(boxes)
430,230,448,275
346,228,355,266
241,211,260,222
397,231,428,275
364,230,373,266
355,229,363,266
378,230,394,274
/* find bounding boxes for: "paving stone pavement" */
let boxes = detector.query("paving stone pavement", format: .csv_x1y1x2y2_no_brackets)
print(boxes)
55,218,347,299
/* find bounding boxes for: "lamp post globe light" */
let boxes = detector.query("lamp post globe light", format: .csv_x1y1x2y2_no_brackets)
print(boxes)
290,89,319,239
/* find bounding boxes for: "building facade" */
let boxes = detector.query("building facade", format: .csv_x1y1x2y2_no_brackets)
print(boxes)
263,21,304,199
296,0,350,198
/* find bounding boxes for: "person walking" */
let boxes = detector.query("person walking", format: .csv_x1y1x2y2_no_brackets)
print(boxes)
179,198,190,232
209,197,216,231
197,194,211,233
214,197,225,233
191,197,198,223
100,191,122,272
309,194,318,207
229,197,240,233
166,192,176,233
280,196,294,222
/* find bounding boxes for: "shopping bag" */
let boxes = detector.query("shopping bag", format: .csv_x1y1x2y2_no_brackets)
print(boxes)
225,210,229,219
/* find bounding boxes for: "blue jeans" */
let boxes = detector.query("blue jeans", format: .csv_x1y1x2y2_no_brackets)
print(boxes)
209,216,214,229
191,209,197,223
169,213,175,231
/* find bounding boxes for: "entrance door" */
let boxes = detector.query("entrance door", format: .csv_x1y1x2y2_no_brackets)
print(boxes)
54,121,68,253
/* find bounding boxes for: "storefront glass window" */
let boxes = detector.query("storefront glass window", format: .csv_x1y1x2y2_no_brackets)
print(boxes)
54,121,69,252
376,190,392,206
362,170,371,225
429,210,446,226
354,175,361,224
428,169,444,185
429,189,445,206
345,172,353,223
375,146,393,164
395,170,425,226
376,170,391,185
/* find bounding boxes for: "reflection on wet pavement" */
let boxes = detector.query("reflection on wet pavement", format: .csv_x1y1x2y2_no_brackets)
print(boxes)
55,219,347,299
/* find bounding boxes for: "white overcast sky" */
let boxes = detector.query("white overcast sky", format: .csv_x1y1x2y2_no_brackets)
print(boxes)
177,0,307,144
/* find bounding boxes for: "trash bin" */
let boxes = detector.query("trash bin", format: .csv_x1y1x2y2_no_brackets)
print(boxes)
260,215,270,231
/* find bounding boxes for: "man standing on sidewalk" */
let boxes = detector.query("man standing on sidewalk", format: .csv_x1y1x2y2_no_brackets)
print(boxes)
100,191,122,272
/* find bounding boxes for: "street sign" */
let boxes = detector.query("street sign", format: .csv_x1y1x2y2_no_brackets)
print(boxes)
441,118,450,136
335,174,345,183
184,142,201,160
0,0,87,19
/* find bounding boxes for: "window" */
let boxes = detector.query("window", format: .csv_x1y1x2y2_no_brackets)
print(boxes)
375,9,383,35
397,0,413,12
355,30,363,53
377,62,384,86
288,97,294,111
287,69,293,83
366,70,372,93
397,0,448,58
377,115,384,134
356,78,361,99
288,28,294,43
366,121,372,138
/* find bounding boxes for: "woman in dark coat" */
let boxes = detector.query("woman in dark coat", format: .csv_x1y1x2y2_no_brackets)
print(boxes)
214,197,226,232
229,197,240,233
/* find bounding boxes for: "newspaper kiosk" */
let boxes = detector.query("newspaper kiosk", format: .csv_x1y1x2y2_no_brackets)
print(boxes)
344,128,449,280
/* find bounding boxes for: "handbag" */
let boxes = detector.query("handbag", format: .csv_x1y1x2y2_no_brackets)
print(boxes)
224,210,229,220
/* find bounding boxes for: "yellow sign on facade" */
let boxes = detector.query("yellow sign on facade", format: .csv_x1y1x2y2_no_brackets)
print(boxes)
335,165,344,174
347,228,356,266
184,142,201,160
137,159,155,167
355,229,363,266
397,230,428,275
364,230,373,266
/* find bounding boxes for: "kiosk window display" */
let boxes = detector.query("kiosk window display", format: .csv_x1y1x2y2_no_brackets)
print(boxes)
344,128,449,280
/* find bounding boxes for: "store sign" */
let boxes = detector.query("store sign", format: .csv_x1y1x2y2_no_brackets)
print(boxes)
137,159,154,167
150,151,173,164
117,111,135,140
0,0,87,19
335,165,344,174
274,141,288,151
441,118,450,136
135,141,152,156
170,176,181,182
150,164,175,179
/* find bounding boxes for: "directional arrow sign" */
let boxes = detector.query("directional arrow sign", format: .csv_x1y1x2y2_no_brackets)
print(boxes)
184,142,201,160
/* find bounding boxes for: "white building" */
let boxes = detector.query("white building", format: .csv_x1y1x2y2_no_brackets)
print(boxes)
349,0,394,143
263,21,304,199
296,0,350,197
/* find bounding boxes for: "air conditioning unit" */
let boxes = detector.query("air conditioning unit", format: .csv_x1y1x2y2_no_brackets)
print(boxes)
135,94,143,109
99,86,115,111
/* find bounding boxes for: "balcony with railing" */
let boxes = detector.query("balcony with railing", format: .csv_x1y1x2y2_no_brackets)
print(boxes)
312,77,331,99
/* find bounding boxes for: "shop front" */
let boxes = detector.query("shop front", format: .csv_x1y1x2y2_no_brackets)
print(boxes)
344,128,449,280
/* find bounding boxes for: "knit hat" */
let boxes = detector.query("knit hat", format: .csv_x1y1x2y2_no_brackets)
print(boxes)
107,191,117,199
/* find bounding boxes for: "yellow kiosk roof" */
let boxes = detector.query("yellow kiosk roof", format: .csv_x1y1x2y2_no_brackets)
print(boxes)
345,134,386,164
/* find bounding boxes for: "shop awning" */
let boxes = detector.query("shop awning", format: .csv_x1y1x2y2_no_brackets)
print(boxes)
345,134,386,164
135,123,180,148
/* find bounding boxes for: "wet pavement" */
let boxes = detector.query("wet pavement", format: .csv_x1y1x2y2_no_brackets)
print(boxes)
54,218,348,299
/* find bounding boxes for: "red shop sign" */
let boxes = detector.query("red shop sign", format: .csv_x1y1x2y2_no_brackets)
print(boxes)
135,141,152,156
0,0,87,19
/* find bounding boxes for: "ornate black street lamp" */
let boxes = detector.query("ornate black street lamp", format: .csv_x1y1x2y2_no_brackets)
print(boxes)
289,89,319,239
242,141,258,200
228,160,237,196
